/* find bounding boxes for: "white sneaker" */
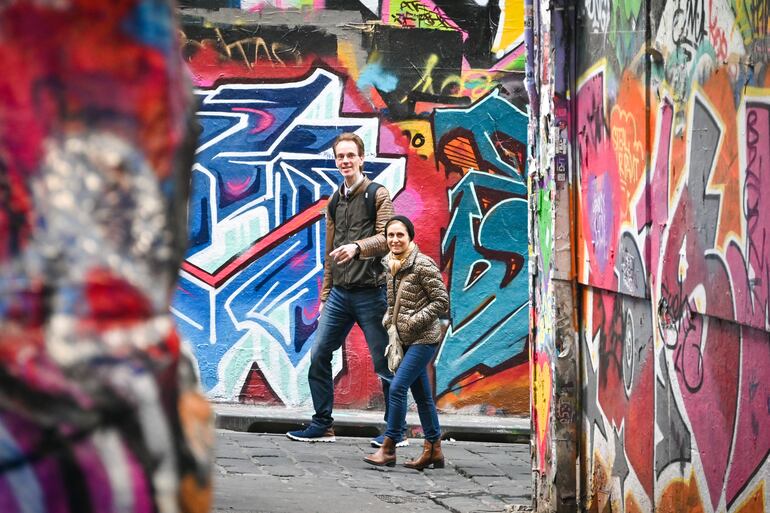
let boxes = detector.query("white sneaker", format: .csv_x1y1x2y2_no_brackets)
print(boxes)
370,434,409,448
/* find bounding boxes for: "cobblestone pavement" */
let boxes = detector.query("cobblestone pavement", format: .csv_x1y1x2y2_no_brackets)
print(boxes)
214,429,533,513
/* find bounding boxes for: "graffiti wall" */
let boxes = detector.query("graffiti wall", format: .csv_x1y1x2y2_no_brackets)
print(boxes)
577,61,770,511
528,0,581,507
0,2,212,512
173,1,531,414
532,0,770,509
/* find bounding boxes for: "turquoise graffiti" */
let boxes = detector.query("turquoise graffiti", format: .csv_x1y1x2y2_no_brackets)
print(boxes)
432,91,529,398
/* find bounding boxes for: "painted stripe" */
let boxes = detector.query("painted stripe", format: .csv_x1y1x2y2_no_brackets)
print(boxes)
180,198,327,288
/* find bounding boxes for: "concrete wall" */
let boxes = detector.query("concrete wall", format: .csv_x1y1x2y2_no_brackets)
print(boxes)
172,1,532,415
531,0,770,510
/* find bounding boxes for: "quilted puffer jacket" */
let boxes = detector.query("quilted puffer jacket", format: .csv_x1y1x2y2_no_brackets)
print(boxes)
382,245,449,346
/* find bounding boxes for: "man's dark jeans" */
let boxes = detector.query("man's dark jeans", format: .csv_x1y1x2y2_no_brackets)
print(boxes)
309,285,393,429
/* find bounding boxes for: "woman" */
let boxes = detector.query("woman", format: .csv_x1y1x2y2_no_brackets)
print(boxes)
364,215,449,470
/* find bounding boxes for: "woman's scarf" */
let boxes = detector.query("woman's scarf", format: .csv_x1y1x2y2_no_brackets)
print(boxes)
388,242,416,277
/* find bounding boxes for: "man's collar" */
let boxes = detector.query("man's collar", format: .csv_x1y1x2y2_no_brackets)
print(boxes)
343,174,365,196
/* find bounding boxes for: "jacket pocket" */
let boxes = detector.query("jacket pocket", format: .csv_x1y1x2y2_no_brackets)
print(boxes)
397,312,424,343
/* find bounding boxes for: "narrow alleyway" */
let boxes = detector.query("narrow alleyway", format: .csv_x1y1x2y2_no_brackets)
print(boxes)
214,430,533,513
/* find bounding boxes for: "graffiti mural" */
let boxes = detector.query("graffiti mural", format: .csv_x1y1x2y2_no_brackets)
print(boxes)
433,94,529,410
173,68,406,403
0,2,212,512
176,1,531,414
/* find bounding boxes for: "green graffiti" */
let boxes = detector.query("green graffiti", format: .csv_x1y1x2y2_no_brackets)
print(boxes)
537,183,553,274
608,0,644,69
734,0,769,47
619,0,642,23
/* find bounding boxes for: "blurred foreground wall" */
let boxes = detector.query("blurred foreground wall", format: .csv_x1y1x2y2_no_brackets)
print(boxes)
0,3,212,512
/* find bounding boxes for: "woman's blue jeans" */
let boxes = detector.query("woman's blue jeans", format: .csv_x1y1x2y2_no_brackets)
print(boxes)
384,343,441,442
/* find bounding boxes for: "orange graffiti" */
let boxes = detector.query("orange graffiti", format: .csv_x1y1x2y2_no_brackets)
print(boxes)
611,72,649,223
735,482,765,513
610,107,644,198
178,388,214,513
657,471,705,513
624,492,644,513
668,128,689,203
587,452,612,513
442,135,480,174
337,40,360,79
436,362,529,413
701,71,742,251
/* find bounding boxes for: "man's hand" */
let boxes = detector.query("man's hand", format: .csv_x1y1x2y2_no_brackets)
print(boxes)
318,301,325,314
329,243,358,265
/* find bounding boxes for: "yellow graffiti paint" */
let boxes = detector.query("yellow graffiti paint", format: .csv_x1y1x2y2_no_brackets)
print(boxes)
337,39,360,79
440,70,498,101
401,53,439,103
394,119,434,159
492,0,525,57
533,356,552,468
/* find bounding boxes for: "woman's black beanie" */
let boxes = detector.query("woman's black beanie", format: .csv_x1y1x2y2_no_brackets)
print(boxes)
385,215,415,240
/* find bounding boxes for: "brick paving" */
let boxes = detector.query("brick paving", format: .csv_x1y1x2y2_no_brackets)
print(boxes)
213,430,533,513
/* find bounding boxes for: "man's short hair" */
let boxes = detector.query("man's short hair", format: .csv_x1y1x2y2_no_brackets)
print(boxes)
332,132,365,157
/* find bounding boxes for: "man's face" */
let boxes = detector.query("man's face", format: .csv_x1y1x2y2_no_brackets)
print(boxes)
334,140,364,182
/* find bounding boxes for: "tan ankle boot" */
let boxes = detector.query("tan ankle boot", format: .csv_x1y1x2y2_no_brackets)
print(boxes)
363,436,396,467
404,438,444,470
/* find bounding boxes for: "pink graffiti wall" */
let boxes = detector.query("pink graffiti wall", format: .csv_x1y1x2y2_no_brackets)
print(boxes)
569,0,770,510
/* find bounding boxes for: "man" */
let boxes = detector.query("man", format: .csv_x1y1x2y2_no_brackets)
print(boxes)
287,133,407,446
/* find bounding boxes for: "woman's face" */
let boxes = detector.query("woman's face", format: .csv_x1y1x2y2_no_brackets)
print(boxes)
386,221,411,255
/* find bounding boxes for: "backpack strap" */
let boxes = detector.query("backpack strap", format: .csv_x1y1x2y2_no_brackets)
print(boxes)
327,189,341,224
328,181,384,224
363,181,384,224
